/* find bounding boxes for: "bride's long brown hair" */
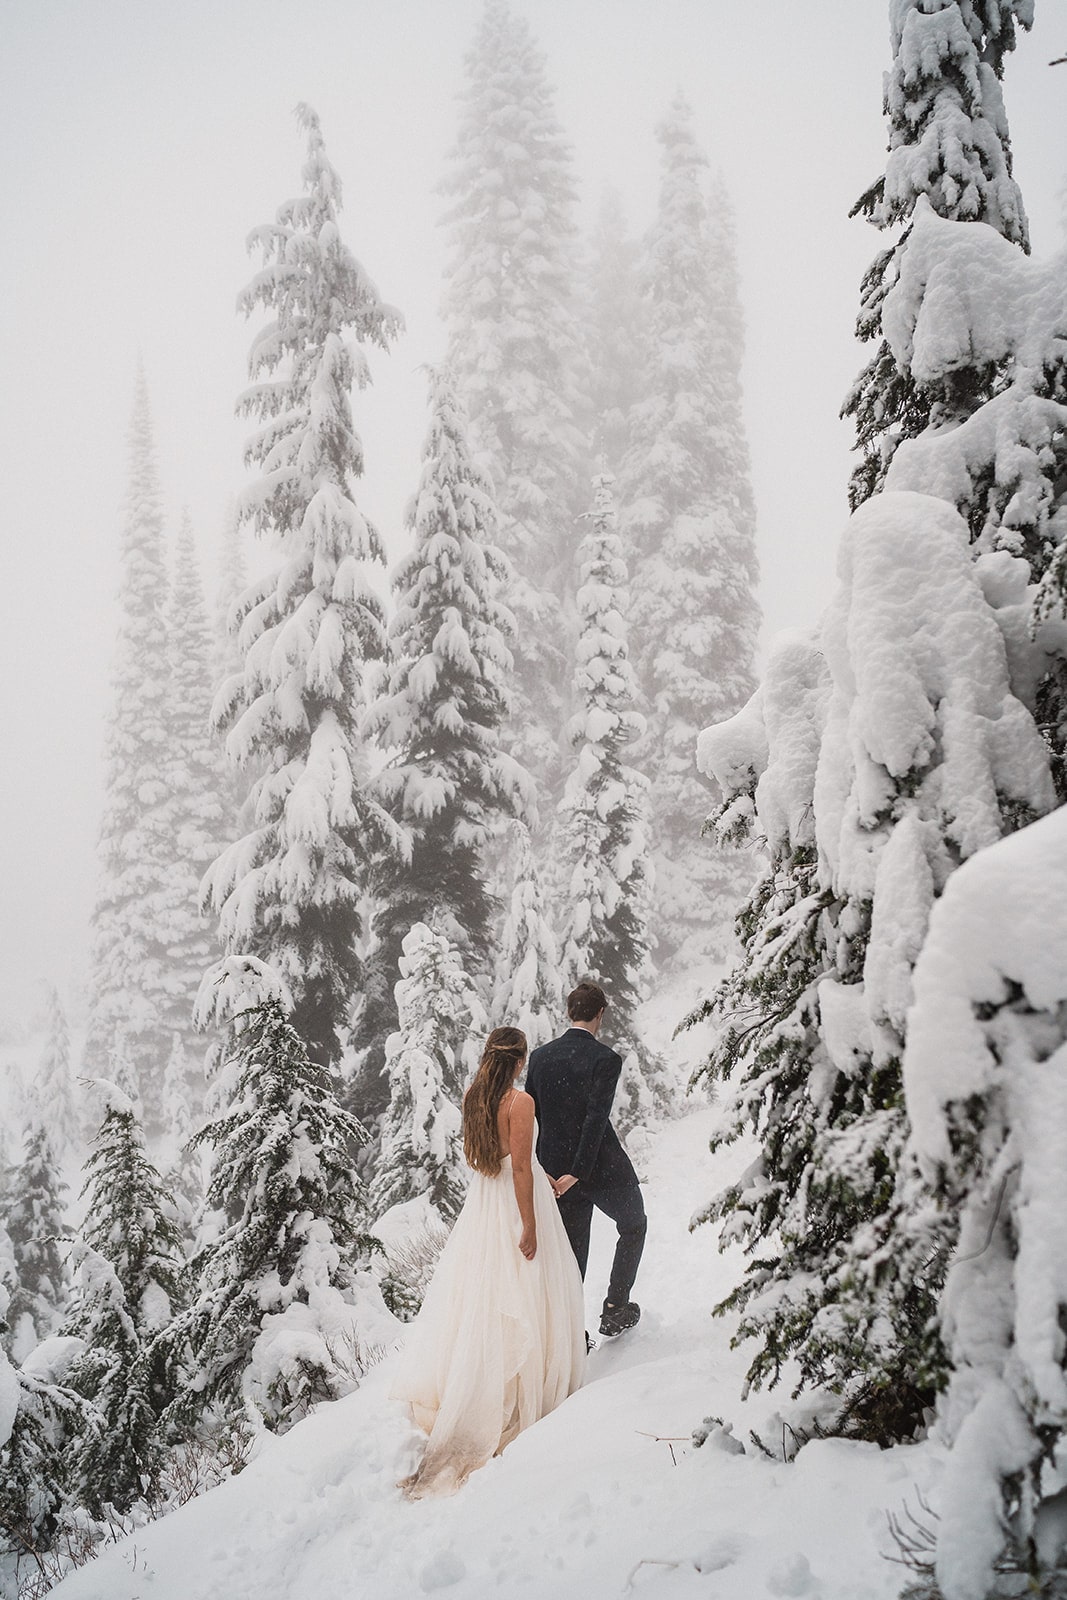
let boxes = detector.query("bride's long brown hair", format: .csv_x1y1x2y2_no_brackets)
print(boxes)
463,1027,528,1176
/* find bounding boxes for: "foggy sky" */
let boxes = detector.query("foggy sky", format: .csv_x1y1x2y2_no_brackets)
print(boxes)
1,0,1064,1032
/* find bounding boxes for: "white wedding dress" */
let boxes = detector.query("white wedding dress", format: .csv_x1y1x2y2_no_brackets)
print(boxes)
391,1121,586,1497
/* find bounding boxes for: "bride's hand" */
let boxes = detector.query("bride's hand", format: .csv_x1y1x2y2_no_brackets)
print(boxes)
519,1224,537,1261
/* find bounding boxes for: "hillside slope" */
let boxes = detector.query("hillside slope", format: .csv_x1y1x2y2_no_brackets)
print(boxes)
51,1104,939,1600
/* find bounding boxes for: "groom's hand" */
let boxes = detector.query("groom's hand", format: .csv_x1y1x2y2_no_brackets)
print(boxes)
553,1174,578,1199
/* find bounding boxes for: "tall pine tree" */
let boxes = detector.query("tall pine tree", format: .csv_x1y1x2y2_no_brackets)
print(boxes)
161,1033,205,1240
0,1277,92,1565
559,477,664,1128
354,366,530,1120
36,985,78,1160
622,98,760,965
213,498,254,825
213,496,247,686
441,0,587,789
4,1123,67,1363
169,1001,377,1431
204,105,405,1068
492,820,562,1047
584,187,646,478
159,515,227,1072
83,370,173,1121
693,492,1054,1440
870,185,1067,796
842,0,1033,508
372,923,479,1224
64,1084,185,1514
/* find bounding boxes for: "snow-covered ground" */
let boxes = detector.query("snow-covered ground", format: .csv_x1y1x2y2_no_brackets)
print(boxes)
49,1099,941,1600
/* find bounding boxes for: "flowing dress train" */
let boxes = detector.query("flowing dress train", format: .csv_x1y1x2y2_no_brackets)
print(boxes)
390,1127,585,1497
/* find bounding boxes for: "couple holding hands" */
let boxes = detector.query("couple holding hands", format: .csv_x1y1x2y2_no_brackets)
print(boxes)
392,980,647,1498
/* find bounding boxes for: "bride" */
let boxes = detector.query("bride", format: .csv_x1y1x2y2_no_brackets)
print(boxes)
391,1026,586,1497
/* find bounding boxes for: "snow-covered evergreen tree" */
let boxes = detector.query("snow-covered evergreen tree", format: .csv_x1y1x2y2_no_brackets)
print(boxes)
107,1029,143,1118
372,923,481,1224
35,984,78,1160
441,0,587,787
842,0,1033,508
881,202,1067,566
691,632,842,1390
684,1,1060,1445
159,514,227,1071
0,1208,13,1318
212,498,254,827
63,1082,185,1513
901,803,1067,1600
492,820,562,1048
621,98,760,963
842,4,1067,804
876,201,1067,792
354,366,531,1120
203,105,405,1069
83,369,173,1120
584,187,646,477
4,1123,67,1363
558,477,664,1127
693,492,1055,1439
161,1033,205,1240
0,1282,91,1562
170,1000,377,1431
213,496,246,685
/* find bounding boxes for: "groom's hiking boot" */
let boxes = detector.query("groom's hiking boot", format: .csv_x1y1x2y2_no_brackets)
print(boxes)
599,1301,640,1338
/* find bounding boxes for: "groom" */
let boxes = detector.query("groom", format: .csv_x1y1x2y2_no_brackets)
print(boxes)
525,981,646,1338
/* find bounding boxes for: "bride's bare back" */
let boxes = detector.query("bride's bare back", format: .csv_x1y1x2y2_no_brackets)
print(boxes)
498,1088,537,1259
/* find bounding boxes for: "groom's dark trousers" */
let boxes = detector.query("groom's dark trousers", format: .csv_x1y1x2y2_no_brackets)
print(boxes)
525,1027,646,1306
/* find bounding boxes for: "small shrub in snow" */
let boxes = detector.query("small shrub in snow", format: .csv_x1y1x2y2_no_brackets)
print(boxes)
379,1218,451,1324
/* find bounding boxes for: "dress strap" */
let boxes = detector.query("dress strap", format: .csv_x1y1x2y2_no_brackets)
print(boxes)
501,1086,517,1152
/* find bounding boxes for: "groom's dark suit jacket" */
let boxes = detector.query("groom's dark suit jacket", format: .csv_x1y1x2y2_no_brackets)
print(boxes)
525,1027,636,1189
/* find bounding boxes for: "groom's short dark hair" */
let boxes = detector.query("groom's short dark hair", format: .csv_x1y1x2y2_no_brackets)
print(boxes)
567,981,607,1021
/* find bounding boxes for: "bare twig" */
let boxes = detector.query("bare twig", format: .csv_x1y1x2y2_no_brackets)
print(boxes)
635,1430,689,1466
884,1489,938,1574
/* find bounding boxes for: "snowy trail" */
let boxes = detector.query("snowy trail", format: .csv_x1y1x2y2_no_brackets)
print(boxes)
52,1106,938,1600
